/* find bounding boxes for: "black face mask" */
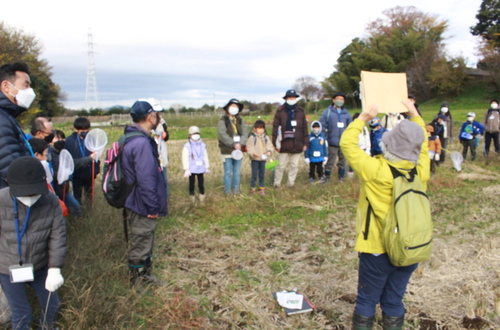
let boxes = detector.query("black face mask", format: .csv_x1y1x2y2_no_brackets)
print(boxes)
54,140,65,151
80,131,88,138
44,133,55,144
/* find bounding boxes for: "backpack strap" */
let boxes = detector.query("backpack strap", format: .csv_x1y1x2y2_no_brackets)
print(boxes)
363,164,418,240
388,165,417,182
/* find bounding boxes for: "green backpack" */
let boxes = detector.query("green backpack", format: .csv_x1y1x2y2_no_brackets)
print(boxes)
379,165,433,267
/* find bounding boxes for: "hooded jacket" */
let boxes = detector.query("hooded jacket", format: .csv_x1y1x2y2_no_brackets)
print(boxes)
319,105,352,147
0,188,66,274
340,116,429,254
272,104,308,153
0,92,32,187
304,121,328,162
121,124,167,217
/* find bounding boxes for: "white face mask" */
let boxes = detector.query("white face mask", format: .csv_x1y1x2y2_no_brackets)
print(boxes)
467,117,474,122
491,103,499,109
228,107,239,116
312,128,320,134
8,82,36,108
286,99,298,106
191,134,200,141
17,195,41,207
440,107,448,113
40,160,53,184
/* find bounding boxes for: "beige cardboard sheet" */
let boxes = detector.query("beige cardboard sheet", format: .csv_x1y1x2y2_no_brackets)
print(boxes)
360,71,408,113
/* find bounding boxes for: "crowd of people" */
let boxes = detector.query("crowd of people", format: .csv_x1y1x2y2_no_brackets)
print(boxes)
0,61,498,329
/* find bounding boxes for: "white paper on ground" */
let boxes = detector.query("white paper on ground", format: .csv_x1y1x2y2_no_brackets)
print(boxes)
276,291,303,309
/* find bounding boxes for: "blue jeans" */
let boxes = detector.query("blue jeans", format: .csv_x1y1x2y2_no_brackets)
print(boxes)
355,253,418,317
223,158,242,194
0,268,60,330
250,160,266,188
64,192,82,217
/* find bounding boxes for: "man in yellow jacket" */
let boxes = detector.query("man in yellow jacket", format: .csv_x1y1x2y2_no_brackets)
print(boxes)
340,100,429,330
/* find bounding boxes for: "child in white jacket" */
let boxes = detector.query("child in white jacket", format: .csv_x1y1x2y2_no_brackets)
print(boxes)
182,126,210,203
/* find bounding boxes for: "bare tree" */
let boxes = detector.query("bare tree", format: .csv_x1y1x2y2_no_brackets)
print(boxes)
292,76,324,102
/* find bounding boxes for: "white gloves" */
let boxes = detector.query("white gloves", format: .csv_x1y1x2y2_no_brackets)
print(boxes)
304,158,310,164
183,170,191,178
435,154,440,162
323,157,328,166
45,268,64,292
205,169,211,174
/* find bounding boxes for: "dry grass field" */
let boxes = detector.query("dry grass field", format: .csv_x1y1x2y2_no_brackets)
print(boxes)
47,133,500,330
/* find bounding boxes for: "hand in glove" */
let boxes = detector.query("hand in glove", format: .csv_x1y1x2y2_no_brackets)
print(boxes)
434,154,440,162
304,158,310,164
323,157,328,166
183,170,191,178
205,169,211,174
45,268,64,292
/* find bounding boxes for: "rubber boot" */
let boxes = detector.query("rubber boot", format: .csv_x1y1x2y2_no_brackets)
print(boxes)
338,168,346,182
258,187,266,196
352,313,374,330
140,257,163,285
199,194,205,203
382,313,404,330
129,266,141,286
325,170,331,182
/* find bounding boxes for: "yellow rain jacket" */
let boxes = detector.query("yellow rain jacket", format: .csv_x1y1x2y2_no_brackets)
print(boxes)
339,117,430,254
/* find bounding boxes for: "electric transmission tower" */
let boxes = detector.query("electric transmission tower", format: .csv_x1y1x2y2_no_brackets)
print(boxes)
85,29,100,110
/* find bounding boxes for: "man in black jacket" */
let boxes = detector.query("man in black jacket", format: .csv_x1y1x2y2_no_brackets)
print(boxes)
0,62,36,188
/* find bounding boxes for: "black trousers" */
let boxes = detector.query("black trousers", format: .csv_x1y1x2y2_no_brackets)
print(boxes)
484,132,500,155
309,162,324,179
189,173,205,195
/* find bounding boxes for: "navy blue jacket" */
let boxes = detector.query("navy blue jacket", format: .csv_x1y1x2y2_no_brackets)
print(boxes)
370,127,387,156
121,124,167,217
0,92,32,187
64,132,100,180
319,105,352,147
304,121,328,162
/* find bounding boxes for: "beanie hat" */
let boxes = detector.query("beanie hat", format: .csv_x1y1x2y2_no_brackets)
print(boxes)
382,120,424,162
7,157,48,197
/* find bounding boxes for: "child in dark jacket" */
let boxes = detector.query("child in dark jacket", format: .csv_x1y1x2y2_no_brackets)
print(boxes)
304,121,328,182
64,117,99,204
369,117,387,156
459,112,485,161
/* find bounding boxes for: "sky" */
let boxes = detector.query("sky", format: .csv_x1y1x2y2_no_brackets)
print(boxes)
1,0,484,110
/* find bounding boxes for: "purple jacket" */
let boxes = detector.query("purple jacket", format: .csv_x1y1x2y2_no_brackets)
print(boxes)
121,125,167,217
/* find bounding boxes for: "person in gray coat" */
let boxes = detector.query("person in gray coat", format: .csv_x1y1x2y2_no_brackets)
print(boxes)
0,156,66,330
319,92,352,181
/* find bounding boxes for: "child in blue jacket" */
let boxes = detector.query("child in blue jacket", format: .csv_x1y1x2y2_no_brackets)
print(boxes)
304,121,328,182
459,112,485,161
369,117,387,156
